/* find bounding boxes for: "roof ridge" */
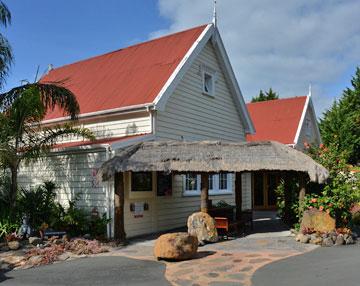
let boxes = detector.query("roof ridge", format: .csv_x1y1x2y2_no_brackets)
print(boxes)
44,24,209,76
246,95,307,105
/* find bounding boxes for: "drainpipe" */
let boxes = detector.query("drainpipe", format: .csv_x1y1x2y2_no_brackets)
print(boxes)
105,146,115,238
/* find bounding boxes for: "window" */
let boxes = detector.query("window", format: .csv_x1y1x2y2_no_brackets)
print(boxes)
131,172,152,192
185,174,198,192
201,65,216,96
183,173,232,196
203,72,214,95
219,173,228,190
305,119,311,137
208,174,214,190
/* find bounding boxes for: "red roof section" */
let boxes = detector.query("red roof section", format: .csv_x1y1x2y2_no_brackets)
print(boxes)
246,96,307,144
41,25,208,120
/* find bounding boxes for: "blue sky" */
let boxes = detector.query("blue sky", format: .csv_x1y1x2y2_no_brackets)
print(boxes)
3,0,360,117
4,0,167,88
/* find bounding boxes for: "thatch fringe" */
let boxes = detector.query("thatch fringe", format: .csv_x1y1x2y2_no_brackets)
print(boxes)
97,141,329,183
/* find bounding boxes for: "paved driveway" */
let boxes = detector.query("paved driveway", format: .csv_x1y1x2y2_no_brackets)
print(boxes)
253,244,360,286
0,256,170,286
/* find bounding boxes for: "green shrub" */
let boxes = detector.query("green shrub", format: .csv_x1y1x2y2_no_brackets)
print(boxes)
304,143,360,227
275,179,300,227
0,218,19,240
0,179,110,238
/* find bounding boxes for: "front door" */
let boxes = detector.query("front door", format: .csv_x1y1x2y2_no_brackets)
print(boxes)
253,172,279,209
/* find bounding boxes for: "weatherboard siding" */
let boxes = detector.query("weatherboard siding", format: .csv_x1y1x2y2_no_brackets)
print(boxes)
55,112,152,144
123,173,236,238
296,108,320,150
155,41,246,141
18,149,110,215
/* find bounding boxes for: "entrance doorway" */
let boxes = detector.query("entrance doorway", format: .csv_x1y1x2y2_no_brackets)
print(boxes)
252,172,281,210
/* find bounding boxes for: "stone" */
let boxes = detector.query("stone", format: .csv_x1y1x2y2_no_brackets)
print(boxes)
57,253,70,261
2,255,23,265
28,255,43,266
322,237,334,247
335,234,345,246
7,241,20,250
187,212,218,244
309,235,323,245
154,232,198,261
295,233,310,243
300,209,336,233
29,237,42,246
345,235,354,245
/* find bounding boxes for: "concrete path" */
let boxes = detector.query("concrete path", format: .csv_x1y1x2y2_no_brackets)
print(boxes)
252,244,360,286
0,256,170,286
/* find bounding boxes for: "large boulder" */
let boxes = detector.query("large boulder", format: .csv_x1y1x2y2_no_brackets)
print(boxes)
300,209,336,233
153,232,198,261
187,212,218,244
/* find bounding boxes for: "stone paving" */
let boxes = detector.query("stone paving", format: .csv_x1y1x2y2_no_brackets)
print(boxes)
105,233,317,286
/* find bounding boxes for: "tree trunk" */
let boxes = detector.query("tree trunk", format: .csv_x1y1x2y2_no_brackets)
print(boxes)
200,173,209,213
235,172,242,220
114,172,126,243
9,165,18,218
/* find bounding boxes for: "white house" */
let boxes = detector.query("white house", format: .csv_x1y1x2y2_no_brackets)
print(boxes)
18,23,256,238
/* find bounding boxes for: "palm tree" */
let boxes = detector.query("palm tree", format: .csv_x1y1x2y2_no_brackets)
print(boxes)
0,1,13,89
0,82,95,212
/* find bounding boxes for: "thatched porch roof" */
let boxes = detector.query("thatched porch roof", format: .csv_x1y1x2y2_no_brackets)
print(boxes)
97,141,329,183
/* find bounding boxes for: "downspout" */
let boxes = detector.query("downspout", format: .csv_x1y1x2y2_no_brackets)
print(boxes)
105,146,115,238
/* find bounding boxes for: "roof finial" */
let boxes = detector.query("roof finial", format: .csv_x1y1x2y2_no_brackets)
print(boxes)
308,83,312,97
212,0,217,27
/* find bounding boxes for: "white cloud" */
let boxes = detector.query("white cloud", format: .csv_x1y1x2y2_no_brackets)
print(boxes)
153,0,360,117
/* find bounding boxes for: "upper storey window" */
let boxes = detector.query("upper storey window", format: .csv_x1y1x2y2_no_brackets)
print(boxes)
201,64,216,97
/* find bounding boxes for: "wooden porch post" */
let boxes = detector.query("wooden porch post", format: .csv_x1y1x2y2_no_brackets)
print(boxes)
298,173,306,218
114,172,126,243
235,172,242,220
200,173,209,213
283,172,291,224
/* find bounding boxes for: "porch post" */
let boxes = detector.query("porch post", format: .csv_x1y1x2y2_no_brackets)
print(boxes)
283,172,291,224
235,172,242,220
200,173,209,213
114,172,126,243
298,173,306,218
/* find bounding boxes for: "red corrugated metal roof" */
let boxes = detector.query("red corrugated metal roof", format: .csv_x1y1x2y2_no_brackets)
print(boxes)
246,96,307,144
41,25,208,120
53,134,149,149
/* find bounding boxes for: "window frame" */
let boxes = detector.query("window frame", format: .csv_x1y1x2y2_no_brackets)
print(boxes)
305,118,311,137
183,173,232,197
201,65,216,97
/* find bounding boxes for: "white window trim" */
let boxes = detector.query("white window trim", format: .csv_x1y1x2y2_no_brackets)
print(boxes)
183,173,233,197
201,64,216,97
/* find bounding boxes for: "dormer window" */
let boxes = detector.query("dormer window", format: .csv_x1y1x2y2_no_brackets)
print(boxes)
201,64,216,97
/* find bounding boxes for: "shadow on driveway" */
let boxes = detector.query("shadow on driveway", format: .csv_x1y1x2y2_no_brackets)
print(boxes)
0,256,170,286
252,244,360,286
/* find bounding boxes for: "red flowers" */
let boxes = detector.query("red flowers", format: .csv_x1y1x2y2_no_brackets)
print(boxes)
311,198,318,203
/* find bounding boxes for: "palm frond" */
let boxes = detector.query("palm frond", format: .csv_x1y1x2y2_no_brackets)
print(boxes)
21,124,95,162
0,82,80,119
0,1,11,27
0,33,13,89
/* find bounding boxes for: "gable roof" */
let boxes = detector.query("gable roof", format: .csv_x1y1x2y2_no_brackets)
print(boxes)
246,96,308,145
41,25,207,121
40,24,255,134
